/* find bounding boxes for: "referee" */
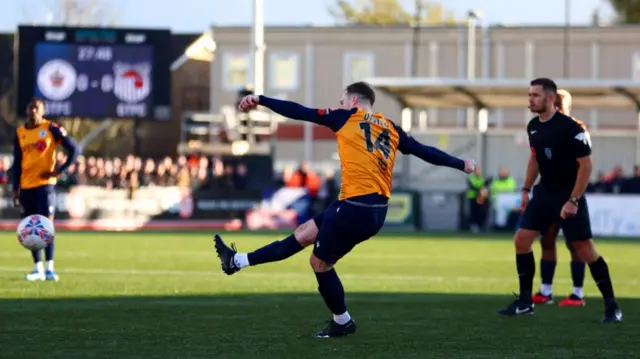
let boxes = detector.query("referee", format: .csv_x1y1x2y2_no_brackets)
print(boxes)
498,78,622,323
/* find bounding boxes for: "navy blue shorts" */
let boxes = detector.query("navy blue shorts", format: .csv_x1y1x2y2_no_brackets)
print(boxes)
312,197,388,265
19,185,56,218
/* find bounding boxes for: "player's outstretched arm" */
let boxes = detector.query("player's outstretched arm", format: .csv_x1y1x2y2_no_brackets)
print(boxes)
256,96,352,132
12,133,22,192
394,124,468,172
50,123,80,173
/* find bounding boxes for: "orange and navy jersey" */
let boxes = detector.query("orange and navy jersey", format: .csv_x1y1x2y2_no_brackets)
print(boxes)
13,120,79,190
332,109,400,199
257,96,466,202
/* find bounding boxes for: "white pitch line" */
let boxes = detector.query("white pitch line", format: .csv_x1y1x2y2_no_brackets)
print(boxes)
0,252,637,267
0,266,639,285
0,252,517,262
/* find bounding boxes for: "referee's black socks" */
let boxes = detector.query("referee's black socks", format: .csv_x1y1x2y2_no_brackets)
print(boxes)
588,256,617,306
540,259,557,289
516,252,535,303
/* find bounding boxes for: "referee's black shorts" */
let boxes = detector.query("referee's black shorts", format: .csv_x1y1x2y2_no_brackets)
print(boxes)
519,188,592,242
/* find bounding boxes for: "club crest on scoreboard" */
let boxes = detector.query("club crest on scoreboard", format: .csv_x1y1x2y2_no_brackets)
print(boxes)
113,62,152,104
37,59,77,101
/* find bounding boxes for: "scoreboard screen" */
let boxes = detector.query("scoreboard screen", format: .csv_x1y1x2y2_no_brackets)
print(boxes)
16,26,172,120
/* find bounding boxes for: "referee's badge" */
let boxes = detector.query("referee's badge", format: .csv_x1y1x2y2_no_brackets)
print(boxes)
544,147,552,159
574,132,592,148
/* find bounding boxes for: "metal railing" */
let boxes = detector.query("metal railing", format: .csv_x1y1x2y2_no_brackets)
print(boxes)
178,106,288,155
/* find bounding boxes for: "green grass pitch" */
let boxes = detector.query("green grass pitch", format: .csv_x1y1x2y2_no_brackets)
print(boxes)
0,231,638,359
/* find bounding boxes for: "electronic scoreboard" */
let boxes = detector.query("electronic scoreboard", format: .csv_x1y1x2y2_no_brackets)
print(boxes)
16,26,172,120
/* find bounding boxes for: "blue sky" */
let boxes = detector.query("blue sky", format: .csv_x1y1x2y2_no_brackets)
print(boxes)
1,0,615,32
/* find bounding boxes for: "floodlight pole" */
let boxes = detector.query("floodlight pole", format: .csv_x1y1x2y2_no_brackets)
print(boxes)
304,42,314,163
466,11,482,129
251,0,265,96
563,0,571,78
411,0,423,77
400,0,424,188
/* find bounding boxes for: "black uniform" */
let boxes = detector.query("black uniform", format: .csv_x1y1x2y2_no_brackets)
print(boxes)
520,112,593,241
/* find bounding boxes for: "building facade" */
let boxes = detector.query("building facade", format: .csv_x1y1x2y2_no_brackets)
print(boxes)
209,25,640,130
200,25,640,179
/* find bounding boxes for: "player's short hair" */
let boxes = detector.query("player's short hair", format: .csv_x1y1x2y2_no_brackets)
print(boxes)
345,81,376,105
29,97,45,107
530,78,558,95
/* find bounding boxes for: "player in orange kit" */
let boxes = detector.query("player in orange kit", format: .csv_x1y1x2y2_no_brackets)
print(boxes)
13,97,79,281
213,82,475,338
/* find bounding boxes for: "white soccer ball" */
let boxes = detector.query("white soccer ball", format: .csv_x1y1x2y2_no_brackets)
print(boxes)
16,215,55,251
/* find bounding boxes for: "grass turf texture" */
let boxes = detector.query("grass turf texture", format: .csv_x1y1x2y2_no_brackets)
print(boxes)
0,231,638,359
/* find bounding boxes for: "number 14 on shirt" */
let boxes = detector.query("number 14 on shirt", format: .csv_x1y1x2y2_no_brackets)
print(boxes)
359,121,391,160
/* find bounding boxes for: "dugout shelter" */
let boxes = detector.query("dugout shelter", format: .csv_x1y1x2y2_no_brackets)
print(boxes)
364,77,640,187
364,77,640,131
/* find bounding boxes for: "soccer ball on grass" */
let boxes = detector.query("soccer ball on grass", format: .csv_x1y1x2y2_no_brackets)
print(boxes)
16,215,55,251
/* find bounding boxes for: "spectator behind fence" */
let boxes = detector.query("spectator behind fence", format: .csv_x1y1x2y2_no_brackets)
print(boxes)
490,167,516,203
620,166,640,193
0,159,8,184
318,168,338,210
141,159,156,186
608,165,625,194
467,165,489,233
178,166,191,188
0,153,330,196
167,164,179,186
234,163,248,190
155,164,168,186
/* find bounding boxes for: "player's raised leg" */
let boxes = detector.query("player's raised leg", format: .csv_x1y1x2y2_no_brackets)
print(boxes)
533,223,559,305
213,218,319,275
558,241,586,307
562,201,621,322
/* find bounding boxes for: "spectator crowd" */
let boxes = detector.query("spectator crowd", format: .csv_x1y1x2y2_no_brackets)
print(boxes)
464,164,640,232
587,165,640,194
0,153,339,208
0,154,249,191
2,152,640,198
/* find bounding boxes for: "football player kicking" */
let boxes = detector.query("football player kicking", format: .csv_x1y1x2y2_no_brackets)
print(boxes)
214,81,475,338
